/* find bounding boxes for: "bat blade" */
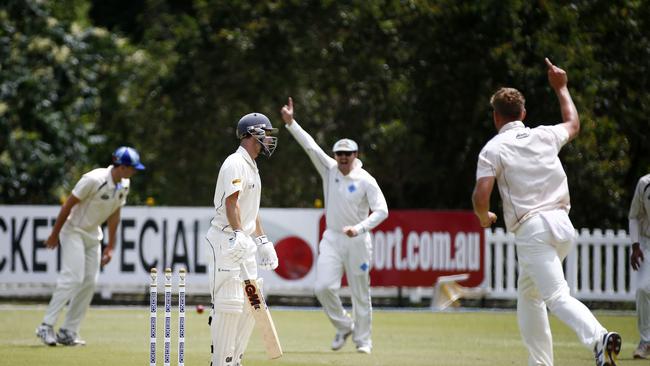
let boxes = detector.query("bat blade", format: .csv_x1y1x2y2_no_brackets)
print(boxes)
243,278,283,359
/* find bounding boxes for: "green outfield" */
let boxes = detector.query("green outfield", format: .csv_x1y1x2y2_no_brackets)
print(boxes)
0,305,639,366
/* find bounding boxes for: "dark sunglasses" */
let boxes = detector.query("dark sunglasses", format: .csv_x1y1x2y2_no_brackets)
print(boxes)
335,151,354,157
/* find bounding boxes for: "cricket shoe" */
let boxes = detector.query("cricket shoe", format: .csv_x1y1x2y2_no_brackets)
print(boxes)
331,326,354,351
56,328,86,346
594,332,621,366
35,323,57,346
356,345,371,354
633,341,650,359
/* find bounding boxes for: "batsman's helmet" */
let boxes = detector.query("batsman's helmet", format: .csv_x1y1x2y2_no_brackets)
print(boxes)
236,113,278,156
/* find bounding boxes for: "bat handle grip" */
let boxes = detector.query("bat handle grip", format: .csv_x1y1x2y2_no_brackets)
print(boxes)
240,263,251,280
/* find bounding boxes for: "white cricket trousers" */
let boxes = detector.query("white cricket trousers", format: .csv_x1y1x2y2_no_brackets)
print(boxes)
43,227,100,333
635,237,650,343
314,229,373,349
515,212,607,366
205,227,258,366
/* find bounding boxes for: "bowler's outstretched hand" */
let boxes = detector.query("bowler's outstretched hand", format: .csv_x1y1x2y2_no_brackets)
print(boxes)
545,58,568,90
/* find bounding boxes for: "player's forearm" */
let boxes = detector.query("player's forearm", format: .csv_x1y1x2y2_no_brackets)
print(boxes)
555,87,580,139
106,210,120,249
286,120,334,173
50,196,78,237
629,218,641,244
253,215,265,237
354,208,388,234
225,202,242,231
472,192,491,222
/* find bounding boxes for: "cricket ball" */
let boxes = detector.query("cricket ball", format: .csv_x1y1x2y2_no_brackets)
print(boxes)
196,304,205,314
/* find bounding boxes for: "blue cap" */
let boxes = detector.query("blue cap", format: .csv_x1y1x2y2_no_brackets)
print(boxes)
112,146,145,170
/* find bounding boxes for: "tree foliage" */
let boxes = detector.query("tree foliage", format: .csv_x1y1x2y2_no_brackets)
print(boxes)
2,0,649,229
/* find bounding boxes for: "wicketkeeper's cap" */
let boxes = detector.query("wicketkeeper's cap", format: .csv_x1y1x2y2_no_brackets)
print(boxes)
112,146,145,170
332,138,358,152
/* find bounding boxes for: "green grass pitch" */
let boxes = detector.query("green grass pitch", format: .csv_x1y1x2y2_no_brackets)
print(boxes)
0,305,639,365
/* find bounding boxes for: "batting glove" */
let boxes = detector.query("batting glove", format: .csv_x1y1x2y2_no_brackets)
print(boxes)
225,230,252,264
255,235,278,270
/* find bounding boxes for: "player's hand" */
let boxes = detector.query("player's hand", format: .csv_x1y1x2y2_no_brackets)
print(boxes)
545,58,568,90
45,233,59,249
631,243,644,271
479,211,498,228
226,230,252,264
255,235,278,270
280,97,294,125
101,247,113,266
343,226,359,237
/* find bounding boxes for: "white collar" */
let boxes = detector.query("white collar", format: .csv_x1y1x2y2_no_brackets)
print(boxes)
236,146,258,170
498,120,525,134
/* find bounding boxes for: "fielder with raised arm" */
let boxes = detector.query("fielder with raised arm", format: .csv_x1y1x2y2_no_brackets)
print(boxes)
204,113,279,366
472,58,621,366
281,97,388,354
629,174,650,359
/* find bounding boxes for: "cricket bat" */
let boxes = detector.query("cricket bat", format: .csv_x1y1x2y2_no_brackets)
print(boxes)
241,264,283,359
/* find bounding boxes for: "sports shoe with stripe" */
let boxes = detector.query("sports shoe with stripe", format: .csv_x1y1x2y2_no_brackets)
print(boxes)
35,323,57,346
594,332,622,366
633,341,650,359
56,328,86,346
331,326,353,351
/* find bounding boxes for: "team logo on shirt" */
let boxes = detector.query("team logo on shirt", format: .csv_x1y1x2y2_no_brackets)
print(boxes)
348,184,356,193
232,178,241,185
516,132,530,139
101,194,110,200
360,262,369,271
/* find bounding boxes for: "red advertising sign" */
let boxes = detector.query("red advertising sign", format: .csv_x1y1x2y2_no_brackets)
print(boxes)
319,210,484,287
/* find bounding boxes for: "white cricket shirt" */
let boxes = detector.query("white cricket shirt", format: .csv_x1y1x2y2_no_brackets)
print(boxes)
210,146,262,236
476,121,571,232
64,166,129,240
629,174,650,243
286,121,388,233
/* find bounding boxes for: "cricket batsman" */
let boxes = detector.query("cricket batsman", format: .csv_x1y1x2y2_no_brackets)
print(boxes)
281,97,388,354
204,112,279,366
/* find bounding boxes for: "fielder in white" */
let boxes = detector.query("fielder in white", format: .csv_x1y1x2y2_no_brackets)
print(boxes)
204,113,279,366
36,146,145,346
281,97,388,354
629,173,650,359
472,58,621,366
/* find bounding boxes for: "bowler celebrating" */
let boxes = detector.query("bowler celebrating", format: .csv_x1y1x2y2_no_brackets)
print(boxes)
472,59,621,366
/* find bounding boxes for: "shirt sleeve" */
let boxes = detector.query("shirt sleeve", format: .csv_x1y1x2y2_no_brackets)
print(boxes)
285,120,337,179
220,159,244,198
540,124,570,152
476,146,497,179
629,177,646,243
353,176,389,234
71,175,97,201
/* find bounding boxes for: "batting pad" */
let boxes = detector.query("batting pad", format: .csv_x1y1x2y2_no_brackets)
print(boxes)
211,277,244,366
232,277,262,364
211,311,239,366
214,277,244,313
